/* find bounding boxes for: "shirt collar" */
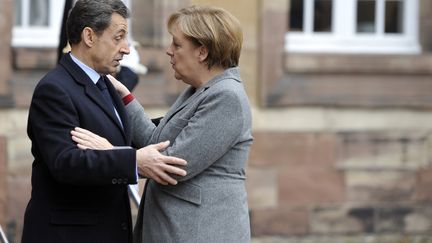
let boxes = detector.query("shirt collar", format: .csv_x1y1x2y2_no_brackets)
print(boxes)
70,53,101,84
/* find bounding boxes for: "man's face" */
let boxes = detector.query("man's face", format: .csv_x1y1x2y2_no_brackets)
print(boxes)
90,13,130,75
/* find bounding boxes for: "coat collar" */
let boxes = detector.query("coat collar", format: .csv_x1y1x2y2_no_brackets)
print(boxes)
59,54,130,142
164,67,242,122
202,67,242,89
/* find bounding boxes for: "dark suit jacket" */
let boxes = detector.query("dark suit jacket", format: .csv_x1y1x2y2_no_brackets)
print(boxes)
22,54,137,243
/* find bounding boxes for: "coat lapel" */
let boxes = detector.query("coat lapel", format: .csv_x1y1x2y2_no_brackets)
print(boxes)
59,54,129,142
165,68,241,121
164,86,205,122
106,77,130,142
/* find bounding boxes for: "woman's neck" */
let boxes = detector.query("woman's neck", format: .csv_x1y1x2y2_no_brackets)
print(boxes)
193,66,225,88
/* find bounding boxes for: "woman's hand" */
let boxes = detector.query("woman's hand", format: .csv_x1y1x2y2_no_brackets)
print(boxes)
71,127,114,150
107,74,131,98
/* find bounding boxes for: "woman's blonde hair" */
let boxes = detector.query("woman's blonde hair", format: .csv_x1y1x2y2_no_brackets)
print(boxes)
167,5,243,69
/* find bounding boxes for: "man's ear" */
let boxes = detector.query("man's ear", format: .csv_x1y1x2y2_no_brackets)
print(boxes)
198,45,209,62
82,27,95,47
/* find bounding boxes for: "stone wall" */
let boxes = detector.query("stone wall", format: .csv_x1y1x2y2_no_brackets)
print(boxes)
248,131,432,241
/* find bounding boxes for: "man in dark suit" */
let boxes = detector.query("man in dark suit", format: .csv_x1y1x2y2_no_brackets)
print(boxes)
21,1,186,242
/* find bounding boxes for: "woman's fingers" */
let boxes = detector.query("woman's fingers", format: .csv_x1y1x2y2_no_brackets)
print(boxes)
71,127,114,150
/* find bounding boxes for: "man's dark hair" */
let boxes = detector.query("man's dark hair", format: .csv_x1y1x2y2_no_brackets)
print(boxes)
67,0,129,45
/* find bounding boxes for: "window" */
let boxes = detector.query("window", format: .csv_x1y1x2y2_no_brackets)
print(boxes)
13,0,65,47
286,0,420,54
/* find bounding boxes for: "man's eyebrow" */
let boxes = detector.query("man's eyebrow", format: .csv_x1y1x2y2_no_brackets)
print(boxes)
116,29,127,35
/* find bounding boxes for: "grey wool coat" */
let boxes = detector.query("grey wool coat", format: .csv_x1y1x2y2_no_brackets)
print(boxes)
129,67,253,243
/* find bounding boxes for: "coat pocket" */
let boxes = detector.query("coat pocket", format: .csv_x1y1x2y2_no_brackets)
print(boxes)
50,209,98,226
159,182,202,206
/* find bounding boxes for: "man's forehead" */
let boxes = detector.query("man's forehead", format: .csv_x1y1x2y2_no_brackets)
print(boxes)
108,14,128,33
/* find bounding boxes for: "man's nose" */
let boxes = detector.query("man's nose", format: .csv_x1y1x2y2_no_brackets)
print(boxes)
121,40,131,55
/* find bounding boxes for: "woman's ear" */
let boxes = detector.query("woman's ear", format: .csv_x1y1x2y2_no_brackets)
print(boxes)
198,45,209,62
82,27,95,47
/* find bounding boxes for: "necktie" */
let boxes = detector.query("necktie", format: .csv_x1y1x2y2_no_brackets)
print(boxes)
96,76,115,109
96,76,123,128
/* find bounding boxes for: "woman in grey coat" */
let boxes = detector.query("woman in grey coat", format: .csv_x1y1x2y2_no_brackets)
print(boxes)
72,5,253,243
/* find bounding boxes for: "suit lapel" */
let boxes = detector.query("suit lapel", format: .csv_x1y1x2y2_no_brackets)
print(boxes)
106,77,130,142
59,54,129,142
163,68,243,123
164,86,206,122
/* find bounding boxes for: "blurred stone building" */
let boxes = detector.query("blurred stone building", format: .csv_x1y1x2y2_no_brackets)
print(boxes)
0,0,432,242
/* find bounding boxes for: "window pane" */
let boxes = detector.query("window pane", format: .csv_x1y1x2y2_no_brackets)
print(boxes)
385,0,403,33
357,0,376,33
14,0,22,26
30,0,49,26
290,0,304,31
314,0,332,32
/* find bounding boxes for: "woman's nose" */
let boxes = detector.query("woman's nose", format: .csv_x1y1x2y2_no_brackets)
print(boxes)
166,45,173,56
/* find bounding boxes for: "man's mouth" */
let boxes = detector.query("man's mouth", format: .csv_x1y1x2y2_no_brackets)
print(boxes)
113,58,122,66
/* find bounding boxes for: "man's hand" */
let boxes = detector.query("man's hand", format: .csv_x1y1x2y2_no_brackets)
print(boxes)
136,141,187,185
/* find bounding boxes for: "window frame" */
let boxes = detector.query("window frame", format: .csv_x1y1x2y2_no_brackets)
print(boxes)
12,0,65,47
285,0,420,54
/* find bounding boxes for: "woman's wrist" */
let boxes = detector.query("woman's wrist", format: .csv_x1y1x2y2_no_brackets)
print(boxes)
119,87,131,98
122,93,135,105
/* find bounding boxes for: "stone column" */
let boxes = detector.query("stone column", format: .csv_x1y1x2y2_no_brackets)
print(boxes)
0,0,13,107
259,0,288,106
0,137,6,227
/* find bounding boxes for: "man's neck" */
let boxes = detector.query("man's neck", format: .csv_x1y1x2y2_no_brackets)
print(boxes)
70,48,94,71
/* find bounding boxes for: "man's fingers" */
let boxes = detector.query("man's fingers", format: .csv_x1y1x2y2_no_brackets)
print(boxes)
163,156,187,166
158,173,178,185
140,169,171,185
148,171,169,185
162,164,187,177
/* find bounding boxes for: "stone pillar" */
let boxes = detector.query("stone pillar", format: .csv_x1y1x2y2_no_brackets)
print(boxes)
0,0,13,107
0,137,6,226
259,0,288,106
188,0,259,105
419,0,432,52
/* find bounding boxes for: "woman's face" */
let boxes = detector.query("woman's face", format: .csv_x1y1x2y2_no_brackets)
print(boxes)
166,24,202,84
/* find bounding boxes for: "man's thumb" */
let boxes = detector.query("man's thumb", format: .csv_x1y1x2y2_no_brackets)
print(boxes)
153,140,170,151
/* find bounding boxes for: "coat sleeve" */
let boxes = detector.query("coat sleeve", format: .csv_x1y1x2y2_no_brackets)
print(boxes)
164,88,245,181
125,99,156,148
28,81,137,186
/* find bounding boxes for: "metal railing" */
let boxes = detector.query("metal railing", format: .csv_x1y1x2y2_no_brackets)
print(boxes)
0,225,9,243
128,185,141,208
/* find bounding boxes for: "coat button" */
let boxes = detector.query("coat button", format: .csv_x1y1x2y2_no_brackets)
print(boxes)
112,178,117,184
117,178,122,184
121,222,128,230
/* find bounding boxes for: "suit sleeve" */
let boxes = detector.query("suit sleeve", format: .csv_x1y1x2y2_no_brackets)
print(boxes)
164,89,244,181
125,99,156,147
28,81,137,186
